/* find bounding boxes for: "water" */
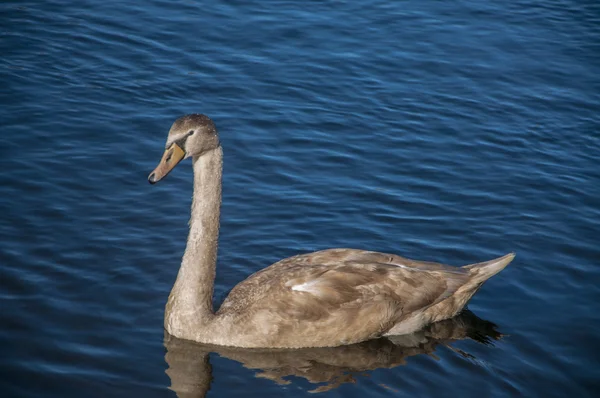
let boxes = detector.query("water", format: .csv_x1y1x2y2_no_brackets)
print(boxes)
1,0,599,396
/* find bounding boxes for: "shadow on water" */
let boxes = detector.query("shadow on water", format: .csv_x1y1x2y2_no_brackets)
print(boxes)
164,310,502,396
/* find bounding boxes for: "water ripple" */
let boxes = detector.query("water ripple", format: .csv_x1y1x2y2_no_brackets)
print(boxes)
1,0,599,397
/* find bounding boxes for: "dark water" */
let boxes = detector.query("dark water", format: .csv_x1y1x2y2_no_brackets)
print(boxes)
2,0,599,397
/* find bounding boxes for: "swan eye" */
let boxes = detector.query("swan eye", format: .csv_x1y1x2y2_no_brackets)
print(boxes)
188,130,195,136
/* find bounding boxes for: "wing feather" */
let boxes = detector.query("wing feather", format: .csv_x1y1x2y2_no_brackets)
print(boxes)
218,249,469,321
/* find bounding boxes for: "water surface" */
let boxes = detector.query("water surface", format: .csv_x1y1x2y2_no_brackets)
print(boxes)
1,1,599,397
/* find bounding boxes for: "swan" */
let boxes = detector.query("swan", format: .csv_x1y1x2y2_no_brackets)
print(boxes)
148,114,514,348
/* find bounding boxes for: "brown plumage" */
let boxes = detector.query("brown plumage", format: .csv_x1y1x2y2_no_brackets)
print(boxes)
148,114,515,348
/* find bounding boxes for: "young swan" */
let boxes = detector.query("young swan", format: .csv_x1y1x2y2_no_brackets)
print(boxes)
148,114,515,348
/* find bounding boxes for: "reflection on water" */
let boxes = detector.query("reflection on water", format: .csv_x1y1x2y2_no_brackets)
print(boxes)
165,310,501,396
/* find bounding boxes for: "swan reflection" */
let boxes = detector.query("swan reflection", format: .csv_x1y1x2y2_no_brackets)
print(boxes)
164,310,502,397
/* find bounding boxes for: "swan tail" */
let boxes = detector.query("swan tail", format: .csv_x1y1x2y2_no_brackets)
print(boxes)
462,253,515,285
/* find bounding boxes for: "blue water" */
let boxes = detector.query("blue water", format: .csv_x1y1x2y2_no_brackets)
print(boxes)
1,0,599,397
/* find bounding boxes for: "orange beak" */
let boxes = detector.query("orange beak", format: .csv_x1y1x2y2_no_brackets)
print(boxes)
148,143,185,184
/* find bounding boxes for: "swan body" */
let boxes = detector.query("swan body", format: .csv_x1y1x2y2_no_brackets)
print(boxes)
148,114,514,348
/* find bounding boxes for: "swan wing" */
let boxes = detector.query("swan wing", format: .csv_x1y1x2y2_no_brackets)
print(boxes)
216,249,469,346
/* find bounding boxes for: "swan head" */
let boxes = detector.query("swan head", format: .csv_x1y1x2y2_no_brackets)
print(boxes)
148,114,220,184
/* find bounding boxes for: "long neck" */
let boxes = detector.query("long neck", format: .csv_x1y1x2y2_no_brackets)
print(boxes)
166,146,223,334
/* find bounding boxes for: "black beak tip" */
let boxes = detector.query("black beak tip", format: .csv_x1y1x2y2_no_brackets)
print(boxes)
148,173,157,185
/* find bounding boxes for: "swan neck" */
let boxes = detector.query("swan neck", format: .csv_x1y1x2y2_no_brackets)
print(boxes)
166,146,222,330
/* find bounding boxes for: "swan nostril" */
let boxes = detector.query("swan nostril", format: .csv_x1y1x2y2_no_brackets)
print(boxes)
148,172,157,184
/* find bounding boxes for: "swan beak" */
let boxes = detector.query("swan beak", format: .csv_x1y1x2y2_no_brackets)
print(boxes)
148,143,185,184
